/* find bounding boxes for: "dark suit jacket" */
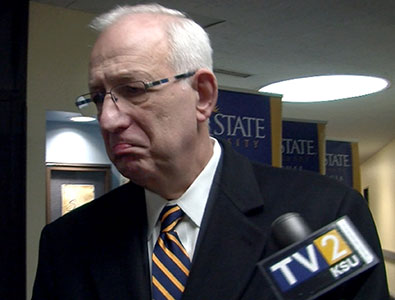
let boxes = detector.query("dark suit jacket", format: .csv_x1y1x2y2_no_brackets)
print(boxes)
32,140,389,299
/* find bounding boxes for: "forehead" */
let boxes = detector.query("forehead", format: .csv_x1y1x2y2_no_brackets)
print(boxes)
89,14,173,84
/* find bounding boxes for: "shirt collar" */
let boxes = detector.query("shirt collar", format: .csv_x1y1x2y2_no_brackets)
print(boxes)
145,138,222,239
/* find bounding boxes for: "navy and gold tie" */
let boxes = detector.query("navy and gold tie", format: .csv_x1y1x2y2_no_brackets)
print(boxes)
152,205,191,300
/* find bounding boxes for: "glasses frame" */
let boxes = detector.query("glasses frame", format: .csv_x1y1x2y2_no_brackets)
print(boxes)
75,70,196,115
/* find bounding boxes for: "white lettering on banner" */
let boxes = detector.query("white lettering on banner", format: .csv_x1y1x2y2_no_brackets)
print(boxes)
282,139,317,155
328,175,344,181
211,113,266,139
284,166,304,170
225,138,260,149
325,154,351,167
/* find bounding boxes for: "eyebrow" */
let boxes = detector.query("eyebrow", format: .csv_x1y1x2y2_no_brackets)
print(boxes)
89,70,155,90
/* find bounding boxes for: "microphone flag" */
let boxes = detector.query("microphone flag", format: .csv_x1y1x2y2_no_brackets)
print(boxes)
258,216,379,300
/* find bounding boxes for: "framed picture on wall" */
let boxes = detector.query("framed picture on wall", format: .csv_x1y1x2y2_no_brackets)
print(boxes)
46,163,111,223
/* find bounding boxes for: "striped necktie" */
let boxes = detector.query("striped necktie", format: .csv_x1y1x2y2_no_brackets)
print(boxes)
152,205,191,300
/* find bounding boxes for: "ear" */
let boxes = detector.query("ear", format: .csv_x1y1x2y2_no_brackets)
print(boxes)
192,69,218,122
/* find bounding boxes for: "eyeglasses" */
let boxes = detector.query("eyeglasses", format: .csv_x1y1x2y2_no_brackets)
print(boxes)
75,71,196,117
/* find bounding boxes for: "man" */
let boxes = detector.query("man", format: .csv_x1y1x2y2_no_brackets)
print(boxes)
32,4,389,299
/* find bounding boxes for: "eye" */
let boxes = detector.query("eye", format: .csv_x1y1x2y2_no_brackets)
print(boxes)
113,82,146,99
91,92,105,104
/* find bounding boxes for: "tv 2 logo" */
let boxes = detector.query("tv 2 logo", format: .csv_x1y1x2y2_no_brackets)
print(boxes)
270,229,360,290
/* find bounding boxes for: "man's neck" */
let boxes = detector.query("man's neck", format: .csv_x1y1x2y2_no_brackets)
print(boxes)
148,137,215,200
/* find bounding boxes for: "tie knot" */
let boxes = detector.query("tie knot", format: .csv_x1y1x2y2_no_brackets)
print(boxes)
159,205,184,233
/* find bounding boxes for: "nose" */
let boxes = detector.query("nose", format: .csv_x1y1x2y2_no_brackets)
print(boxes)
98,94,130,133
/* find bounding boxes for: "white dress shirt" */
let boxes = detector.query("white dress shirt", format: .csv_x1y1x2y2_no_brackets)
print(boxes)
145,138,222,268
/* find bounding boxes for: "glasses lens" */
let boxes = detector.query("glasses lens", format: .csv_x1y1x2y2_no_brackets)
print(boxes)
112,81,148,105
76,94,100,117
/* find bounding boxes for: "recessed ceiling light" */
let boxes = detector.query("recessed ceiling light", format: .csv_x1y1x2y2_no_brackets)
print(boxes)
70,116,96,122
259,75,389,103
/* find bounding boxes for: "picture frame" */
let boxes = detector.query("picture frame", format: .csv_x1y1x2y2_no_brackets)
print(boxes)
46,163,111,223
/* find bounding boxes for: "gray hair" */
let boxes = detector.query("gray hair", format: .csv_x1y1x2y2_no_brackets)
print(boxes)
90,3,213,73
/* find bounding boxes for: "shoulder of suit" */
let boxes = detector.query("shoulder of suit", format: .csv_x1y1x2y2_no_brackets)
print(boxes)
47,182,145,229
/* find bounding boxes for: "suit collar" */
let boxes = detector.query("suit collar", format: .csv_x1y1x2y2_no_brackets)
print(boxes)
183,139,269,299
215,139,265,213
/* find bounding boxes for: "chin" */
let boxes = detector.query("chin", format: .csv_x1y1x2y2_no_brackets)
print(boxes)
117,162,149,185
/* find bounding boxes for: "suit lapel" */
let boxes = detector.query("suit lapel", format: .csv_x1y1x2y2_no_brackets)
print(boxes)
89,183,151,300
183,141,271,299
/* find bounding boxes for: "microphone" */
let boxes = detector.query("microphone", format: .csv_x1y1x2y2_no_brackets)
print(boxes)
271,212,312,248
257,214,379,300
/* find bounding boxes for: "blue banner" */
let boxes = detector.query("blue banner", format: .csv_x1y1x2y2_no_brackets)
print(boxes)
282,121,320,172
210,89,273,165
325,140,353,187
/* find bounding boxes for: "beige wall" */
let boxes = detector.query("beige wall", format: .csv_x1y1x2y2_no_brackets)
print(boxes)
27,2,96,298
361,138,395,296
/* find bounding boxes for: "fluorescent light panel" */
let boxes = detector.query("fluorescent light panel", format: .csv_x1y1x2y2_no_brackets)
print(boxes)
70,116,96,122
259,75,389,102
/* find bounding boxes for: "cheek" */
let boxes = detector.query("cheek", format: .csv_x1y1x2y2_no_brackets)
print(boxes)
145,108,188,151
157,100,196,129
145,88,198,142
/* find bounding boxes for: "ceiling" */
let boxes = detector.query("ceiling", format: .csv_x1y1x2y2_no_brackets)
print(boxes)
36,0,395,163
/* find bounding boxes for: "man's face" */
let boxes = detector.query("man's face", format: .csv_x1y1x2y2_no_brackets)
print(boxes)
89,15,200,188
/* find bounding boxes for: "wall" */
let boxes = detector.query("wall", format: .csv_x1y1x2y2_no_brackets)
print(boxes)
47,120,106,164
27,2,96,298
361,138,395,296
46,119,121,186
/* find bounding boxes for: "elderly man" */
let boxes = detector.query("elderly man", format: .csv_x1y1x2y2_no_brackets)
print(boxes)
32,4,388,300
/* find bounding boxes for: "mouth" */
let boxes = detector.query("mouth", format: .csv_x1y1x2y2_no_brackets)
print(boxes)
111,142,146,157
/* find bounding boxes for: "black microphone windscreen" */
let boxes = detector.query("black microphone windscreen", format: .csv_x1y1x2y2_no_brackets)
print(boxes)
271,212,312,248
